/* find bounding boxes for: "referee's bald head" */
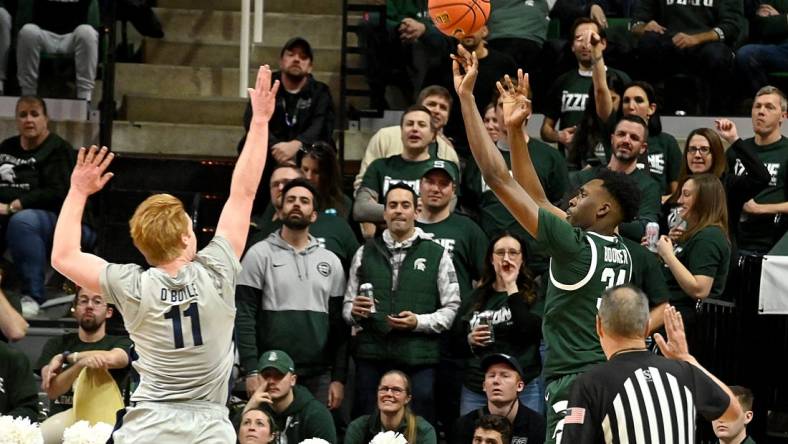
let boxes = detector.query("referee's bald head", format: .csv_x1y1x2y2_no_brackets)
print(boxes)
598,284,650,339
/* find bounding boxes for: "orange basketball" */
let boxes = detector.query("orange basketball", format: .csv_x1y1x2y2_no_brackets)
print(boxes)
428,0,491,38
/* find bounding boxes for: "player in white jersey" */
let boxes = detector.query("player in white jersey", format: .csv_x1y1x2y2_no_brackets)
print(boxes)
50,66,280,443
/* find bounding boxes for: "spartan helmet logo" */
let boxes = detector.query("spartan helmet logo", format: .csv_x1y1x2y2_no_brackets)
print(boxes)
269,352,278,361
0,164,16,183
413,258,426,271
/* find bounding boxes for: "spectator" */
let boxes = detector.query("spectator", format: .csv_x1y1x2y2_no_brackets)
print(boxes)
569,70,626,169
737,1,788,101
0,3,9,95
541,18,630,156
649,174,730,343
36,288,131,415
354,105,459,224
561,286,742,444
0,96,92,318
454,233,543,414
486,0,551,73
570,115,662,241
354,85,458,191
297,142,351,219
714,386,756,444
483,103,501,143
245,350,336,443
344,183,460,422
726,86,788,255
0,275,28,342
451,353,546,444
344,370,437,444
236,178,348,409
472,414,514,444
238,407,278,444
0,340,38,421
238,37,334,211
16,0,98,100
631,0,746,112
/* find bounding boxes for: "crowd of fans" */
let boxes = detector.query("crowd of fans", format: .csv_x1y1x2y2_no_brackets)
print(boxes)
0,0,787,442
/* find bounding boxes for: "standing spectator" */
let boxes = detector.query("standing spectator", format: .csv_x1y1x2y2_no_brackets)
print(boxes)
454,233,543,414
472,414,514,444
0,341,38,421
238,407,278,444
238,37,334,211
344,183,460,422
561,286,741,444
714,386,756,444
726,86,788,255
245,350,337,443
16,0,98,100
0,96,92,318
236,178,348,409
344,370,437,444
486,0,551,73
451,353,546,444
37,288,131,416
737,1,788,101
631,0,746,112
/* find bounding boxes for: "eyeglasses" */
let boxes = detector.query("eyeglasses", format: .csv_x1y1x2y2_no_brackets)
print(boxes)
493,249,522,258
378,385,407,395
687,146,711,156
77,298,106,307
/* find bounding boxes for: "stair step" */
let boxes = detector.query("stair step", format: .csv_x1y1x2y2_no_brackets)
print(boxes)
153,9,341,47
156,0,341,14
112,120,242,158
122,94,248,126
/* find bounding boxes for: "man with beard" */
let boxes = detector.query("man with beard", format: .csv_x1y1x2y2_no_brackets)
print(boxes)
36,288,131,415
237,37,335,210
236,178,348,412
570,115,662,241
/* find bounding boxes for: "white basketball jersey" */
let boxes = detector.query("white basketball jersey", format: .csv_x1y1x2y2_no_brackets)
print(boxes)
100,237,241,404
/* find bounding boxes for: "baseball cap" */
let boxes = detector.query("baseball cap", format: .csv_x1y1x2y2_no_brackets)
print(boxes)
421,159,459,183
481,353,524,379
281,37,313,60
258,350,296,374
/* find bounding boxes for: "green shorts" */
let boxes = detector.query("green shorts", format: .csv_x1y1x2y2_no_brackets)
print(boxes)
545,373,579,444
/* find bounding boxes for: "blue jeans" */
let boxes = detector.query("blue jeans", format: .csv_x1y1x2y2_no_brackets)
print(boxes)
6,209,96,303
460,379,544,416
736,43,788,97
353,359,435,424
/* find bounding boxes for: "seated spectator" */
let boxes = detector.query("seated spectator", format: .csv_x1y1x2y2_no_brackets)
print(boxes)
451,353,546,444
486,0,551,74
354,105,459,224
238,37,334,211
344,370,437,444
714,386,756,444
0,340,38,421
569,70,626,169
245,350,336,443
472,414,514,444
297,142,352,219
647,174,730,343
630,0,746,112
236,178,348,408
737,1,788,102
36,288,131,416
238,407,278,444
0,4,9,95
16,0,98,100
570,115,662,241
0,96,94,317
344,183,460,423
0,275,28,342
483,103,501,143
354,85,458,191
454,233,542,414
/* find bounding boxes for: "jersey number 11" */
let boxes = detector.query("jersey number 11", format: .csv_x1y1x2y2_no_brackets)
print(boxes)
164,302,204,349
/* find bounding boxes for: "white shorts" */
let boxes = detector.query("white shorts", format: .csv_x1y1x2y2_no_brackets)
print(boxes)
111,400,235,444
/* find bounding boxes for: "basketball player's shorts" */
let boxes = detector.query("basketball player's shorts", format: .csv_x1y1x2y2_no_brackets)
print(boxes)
545,373,579,444
111,400,235,443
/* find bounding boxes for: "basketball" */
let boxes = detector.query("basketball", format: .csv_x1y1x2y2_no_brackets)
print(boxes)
428,0,491,38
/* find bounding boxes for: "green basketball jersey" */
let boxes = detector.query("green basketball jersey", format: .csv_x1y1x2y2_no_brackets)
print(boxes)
537,208,634,380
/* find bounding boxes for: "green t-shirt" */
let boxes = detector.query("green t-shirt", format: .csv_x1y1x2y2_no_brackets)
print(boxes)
0,341,38,421
35,333,132,414
727,136,788,253
622,237,670,307
462,140,569,274
662,226,730,310
536,208,635,380
416,213,488,300
487,0,550,45
362,155,450,197
645,132,682,194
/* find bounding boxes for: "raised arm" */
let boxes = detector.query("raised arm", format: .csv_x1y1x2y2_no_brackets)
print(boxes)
499,71,567,220
586,30,614,121
452,45,540,237
216,66,280,257
52,146,114,295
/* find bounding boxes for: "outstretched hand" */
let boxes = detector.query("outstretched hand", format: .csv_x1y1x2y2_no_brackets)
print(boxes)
496,69,532,129
654,306,691,361
71,145,114,196
248,65,280,124
451,44,479,99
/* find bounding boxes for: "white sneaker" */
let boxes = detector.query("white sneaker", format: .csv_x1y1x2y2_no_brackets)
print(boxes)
20,296,40,318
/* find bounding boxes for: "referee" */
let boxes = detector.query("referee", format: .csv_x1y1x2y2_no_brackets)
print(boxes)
561,285,742,444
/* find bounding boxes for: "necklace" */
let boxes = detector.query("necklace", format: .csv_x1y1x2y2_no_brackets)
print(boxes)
609,347,648,359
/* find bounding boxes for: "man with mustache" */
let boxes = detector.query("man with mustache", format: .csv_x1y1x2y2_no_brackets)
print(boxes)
236,178,348,412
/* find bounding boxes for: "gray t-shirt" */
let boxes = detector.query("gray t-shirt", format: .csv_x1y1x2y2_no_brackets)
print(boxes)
100,236,241,404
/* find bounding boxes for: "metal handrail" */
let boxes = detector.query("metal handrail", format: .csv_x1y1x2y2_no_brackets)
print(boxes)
240,0,264,97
